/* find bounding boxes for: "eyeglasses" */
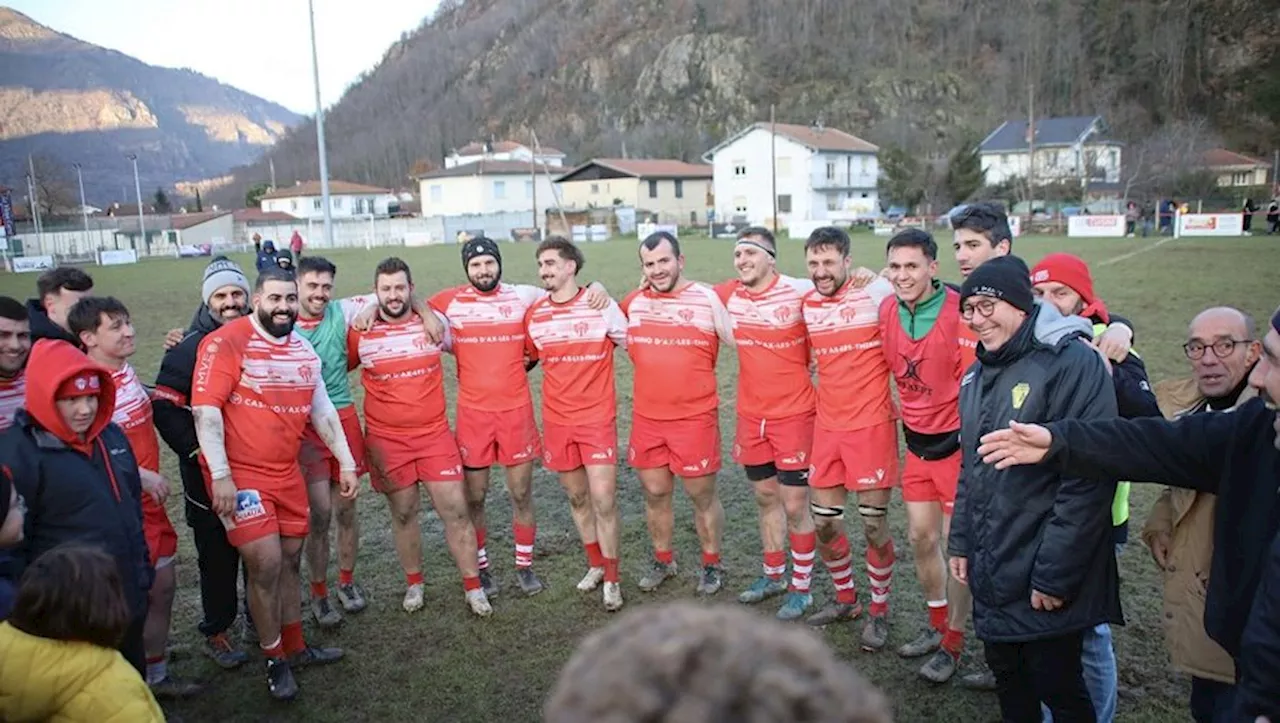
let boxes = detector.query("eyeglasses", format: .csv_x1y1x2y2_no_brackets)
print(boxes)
960,298,998,320
1183,339,1251,360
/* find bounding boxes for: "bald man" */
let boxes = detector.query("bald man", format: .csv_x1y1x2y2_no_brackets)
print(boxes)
1141,306,1260,722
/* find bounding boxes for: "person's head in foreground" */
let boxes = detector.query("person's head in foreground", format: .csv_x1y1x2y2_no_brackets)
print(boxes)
1251,306,1280,450
1185,306,1260,401
959,255,1035,353
950,202,1012,278
8,544,131,648
544,602,892,723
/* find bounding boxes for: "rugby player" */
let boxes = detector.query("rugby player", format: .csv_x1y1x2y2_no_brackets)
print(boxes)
350,257,490,617
525,238,627,611
802,226,900,653
193,268,355,701
622,231,734,595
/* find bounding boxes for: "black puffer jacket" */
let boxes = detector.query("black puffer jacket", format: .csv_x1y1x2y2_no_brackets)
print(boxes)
22,299,80,348
950,307,1122,642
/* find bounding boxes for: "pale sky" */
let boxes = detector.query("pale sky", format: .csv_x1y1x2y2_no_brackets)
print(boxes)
10,0,441,114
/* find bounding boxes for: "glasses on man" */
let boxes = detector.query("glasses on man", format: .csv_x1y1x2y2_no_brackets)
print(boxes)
1183,338,1251,360
961,298,998,320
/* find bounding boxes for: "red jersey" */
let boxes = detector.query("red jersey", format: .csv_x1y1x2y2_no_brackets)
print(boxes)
110,363,162,472
877,289,963,435
524,289,627,427
347,312,449,435
192,316,324,484
715,274,816,420
430,283,544,413
958,320,979,369
0,372,24,430
621,283,734,421
803,277,897,431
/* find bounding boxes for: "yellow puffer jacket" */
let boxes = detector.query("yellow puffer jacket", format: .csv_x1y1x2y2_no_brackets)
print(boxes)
0,622,165,722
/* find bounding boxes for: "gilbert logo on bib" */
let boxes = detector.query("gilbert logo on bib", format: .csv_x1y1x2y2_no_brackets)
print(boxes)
233,489,267,526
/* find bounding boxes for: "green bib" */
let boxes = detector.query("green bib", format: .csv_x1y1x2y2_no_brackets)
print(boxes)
297,300,353,409
1093,321,1132,527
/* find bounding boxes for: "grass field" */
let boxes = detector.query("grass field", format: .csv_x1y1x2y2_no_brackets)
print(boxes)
1,232,1275,723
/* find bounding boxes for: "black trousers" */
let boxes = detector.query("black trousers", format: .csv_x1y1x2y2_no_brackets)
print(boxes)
187,498,243,638
121,612,147,675
1189,676,1236,723
985,632,1095,723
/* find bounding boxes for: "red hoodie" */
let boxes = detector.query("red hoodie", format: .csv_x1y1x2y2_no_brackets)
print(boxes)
23,340,116,455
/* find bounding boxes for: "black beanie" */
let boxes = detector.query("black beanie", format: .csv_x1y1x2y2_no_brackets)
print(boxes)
961,255,1035,314
461,237,502,273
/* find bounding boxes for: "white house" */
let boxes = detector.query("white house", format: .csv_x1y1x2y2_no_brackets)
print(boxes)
416,160,555,218
1199,149,1271,188
445,140,566,170
259,180,395,220
554,158,713,225
702,122,880,227
978,116,1123,187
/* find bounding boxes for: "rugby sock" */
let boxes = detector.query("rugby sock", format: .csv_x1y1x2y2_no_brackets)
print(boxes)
260,636,285,660
585,541,605,569
281,621,305,656
928,599,949,633
145,656,167,685
941,628,966,658
338,568,354,586
310,581,328,599
406,571,425,587
763,549,787,580
514,523,536,568
867,540,896,617
701,551,722,567
603,557,620,583
654,549,674,565
789,531,816,593
463,575,482,592
819,532,858,605
476,526,489,571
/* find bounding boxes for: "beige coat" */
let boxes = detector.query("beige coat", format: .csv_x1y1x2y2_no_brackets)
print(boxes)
1140,377,1253,683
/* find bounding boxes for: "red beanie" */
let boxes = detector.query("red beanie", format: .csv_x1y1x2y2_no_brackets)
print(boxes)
1030,252,1109,324
56,372,102,400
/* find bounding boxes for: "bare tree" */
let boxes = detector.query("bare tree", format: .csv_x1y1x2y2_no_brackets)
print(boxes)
27,153,77,220
1120,118,1220,200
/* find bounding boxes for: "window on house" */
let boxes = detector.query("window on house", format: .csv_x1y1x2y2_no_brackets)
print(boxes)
353,199,363,214
590,183,599,194
777,194,792,213
1109,149,1118,167
674,180,684,198
1000,154,1010,164
691,211,697,224
430,184,442,203
733,161,747,177
648,180,658,198
313,198,322,210
826,194,839,211
826,161,836,180
333,197,344,209
1232,172,1251,186
290,200,298,211
860,156,869,173
494,180,506,199
525,180,533,199
733,197,748,214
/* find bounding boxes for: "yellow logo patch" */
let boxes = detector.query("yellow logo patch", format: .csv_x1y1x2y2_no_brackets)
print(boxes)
1011,382,1030,410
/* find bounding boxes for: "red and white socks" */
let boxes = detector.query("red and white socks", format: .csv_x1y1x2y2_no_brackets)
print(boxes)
820,532,859,605
789,531,816,593
866,540,895,617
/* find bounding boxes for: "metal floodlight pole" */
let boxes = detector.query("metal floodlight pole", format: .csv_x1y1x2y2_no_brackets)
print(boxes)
127,154,146,253
72,163,90,237
770,104,778,231
309,0,334,248
27,156,42,237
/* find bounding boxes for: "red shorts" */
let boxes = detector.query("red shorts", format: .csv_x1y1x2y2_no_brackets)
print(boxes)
543,420,618,472
902,450,961,514
207,468,310,547
809,420,901,491
455,404,542,468
733,411,816,470
141,494,178,568
299,405,367,483
628,410,721,477
365,425,464,492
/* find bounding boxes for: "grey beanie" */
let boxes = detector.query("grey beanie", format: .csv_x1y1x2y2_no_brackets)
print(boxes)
202,257,250,304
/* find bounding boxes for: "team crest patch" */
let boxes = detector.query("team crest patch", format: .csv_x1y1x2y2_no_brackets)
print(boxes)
1011,382,1030,410
233,489,267,525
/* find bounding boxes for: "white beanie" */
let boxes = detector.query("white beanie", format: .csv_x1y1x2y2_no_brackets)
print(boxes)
202,257,250,305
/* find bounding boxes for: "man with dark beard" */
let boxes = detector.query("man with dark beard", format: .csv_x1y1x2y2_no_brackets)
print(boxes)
429,238,608,598
192,267,357,702
349,258,490,617
152,257,253,670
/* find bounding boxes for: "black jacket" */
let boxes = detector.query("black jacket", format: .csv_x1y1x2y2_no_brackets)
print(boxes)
950,308,1122,643
1235,528,1280,719
1044,396,1280,659
22,299,81,349
152,305,222,518
0,410,152,618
